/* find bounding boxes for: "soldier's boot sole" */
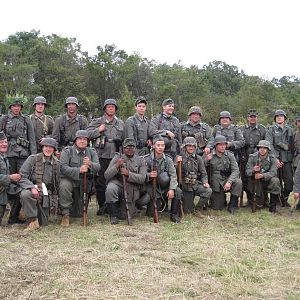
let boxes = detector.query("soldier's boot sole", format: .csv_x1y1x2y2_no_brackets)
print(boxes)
61,215,70,227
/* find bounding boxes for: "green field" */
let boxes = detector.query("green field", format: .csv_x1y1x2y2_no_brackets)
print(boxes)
0,203,300,300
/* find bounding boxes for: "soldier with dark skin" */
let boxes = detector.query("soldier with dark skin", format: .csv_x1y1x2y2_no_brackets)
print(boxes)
86,99,124,215
176,137,212,215
0,132,21,225
144,135,182,223
0,98,37,224
245,140,281,212
149,98,182,160
59,130,101,227
125,96,151,156
266,109,294,203
204,135,242,214
19,138,60,231
293,116,300,171
181,106,214,156
30,96,54,152
52,97,88,155
104,138,147,224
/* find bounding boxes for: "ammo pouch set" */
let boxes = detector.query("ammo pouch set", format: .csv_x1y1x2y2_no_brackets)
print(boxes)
16,136,30,148
184,172,197,185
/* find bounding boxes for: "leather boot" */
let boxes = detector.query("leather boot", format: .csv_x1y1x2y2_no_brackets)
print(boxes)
61,215,70,227
108,203,119,225
96,191,107,215
228,195,238,214
0,205,5,225
269,194,278,213
170,197,180,223
8,197,25,224
24,218,40,232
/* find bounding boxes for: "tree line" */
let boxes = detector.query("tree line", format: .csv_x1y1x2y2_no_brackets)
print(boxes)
0,30,299,127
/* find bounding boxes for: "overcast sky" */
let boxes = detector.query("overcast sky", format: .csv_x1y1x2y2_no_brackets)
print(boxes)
1,0,300,79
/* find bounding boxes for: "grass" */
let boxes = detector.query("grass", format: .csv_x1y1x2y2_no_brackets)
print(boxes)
0,201,300,300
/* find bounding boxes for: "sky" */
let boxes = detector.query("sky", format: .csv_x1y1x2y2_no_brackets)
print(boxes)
1,0,300,80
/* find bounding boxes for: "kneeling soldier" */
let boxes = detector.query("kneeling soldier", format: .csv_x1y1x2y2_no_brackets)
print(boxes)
144,135,182,223
104,138,147,224
177,137,212,214
59,130,100,227
205,135,242,214
246,140,281,213
19,138,59,231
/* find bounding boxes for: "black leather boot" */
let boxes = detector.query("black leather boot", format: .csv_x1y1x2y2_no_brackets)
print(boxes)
228,195,238,214
269,194,278,213
170,197,180,223
107,203,119,225
96,191,107,215
8,197,24,224
0,205,5,225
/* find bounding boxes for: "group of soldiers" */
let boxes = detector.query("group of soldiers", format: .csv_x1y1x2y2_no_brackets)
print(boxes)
0,95,299,231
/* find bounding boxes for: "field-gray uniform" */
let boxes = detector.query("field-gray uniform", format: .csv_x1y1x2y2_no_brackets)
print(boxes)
104,138,147,224
245,140,280,212
294,160,300,196
206,135,242,213
179,137,212,213
59,130,100,218
86,99,124,212
293,116,300,169
213,111,245,163
19,138,60,226
266,109,294,201
52,97,88,151
30,96,54,152
149,98,182,160
144,147,182,223
181,106,214,156
125,97,150,156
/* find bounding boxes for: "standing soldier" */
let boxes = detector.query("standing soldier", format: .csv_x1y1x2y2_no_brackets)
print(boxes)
177,137,212,215
293,160,300,209
0,132,21,225
204,135,242,214
86,99,124,215
144,135,182,223
59,130,100,227
52,97,88,155
30,96,54,152
293,115,300,171
149,98,182,160
104,138,147,224
213,111,245,163
266,109,294,205
245,140,281,212
181,106,214,156
19,138,60,231
240,109,266,204
125,96,150,156
0,97,36,224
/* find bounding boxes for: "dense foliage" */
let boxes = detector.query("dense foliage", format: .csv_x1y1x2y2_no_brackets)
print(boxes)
0,30,299,126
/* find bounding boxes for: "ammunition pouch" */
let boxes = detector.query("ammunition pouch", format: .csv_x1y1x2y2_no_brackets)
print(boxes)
184,174,197,185
220,170,231,177
16,137,30,149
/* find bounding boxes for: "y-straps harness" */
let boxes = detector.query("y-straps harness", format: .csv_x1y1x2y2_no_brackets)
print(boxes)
30,114,49,135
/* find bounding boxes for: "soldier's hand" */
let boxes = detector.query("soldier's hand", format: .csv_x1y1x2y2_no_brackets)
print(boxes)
167,189,175,200
98,124,106,133
203,147,211,155
80,165,89,173
120,167,129,176
294,192,300,200
223,182,232,191
9,173,21,182
176,155,182,162
205,153,212,161
83,157,91,167
31,187,39,199
203,182,210,188
149,171,157,178
116,158,125,168
276,159,284,168
166,131,175,139
254,173,264,180
253,165,261,173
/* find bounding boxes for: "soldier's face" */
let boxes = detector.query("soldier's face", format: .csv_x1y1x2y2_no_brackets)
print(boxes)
35,103,45,113
189,113,201,123
75,137,88,150
42,145,55,157
0,139,8,154
258,147,268,157
136,103,146,115
105,105,116,116
216,143,226,154
67,103,78,114
185,145,196,154
123,145,135,157
220,117,231,127
247,115,257,125
10,104,22,116
163,104,175,116
154,141,165,155
275,115,285,124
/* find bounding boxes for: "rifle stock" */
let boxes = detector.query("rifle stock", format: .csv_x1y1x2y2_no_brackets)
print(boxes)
82,172,88,226
177,160,184,218
277,156,285,207
152,154,159,223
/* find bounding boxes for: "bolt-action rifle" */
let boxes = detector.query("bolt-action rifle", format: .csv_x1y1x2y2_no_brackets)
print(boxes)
152,153,159,223
177,159,184,218
82,171,88,226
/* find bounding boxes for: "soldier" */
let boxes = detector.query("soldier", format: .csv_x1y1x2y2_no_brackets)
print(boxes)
144,135,182,223
19,138,60,231
204,135,242,214
181,106,214,156
0,132,21,225
149,98,182,160
266,109,294,204
104,138,147,224
240,109,266,203
0,97,36,224
86,98,124,215
293,160,300,207
245,140,281,212
177,137,212,215
293,115,300,171
30,96,54,152
52,97,88,155
59,130,100,227
213,111,245,163
125,96,150,156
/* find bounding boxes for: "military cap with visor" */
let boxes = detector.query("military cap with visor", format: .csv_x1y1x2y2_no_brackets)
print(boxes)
135,96,147,106
162,98,174,106
123,138,136,148
247,109,258,117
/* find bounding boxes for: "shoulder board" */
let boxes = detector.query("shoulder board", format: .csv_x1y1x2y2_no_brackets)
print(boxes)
46,115,53,120
165,154,173,159
142,154,150,159
258,124,266,129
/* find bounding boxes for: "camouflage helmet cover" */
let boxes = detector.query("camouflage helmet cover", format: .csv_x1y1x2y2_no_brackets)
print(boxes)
65,97,79,108
103,98,118,110
188,106,202,116
274,109,287,120
33,96,47,106
257,140,271,151
41,137,58,151
183,137,197,147
219,111,232,120
74,130,89,142
9,97,24,108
